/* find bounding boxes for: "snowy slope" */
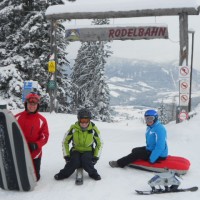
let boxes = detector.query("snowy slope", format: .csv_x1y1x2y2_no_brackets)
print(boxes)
1,108,200,200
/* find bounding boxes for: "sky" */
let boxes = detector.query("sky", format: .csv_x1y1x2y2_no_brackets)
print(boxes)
56,0,200,71
1,106,200,199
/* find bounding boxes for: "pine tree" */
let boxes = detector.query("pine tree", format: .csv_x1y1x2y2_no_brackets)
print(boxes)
71,19,112,121
158,100,168,124
0,0,71,111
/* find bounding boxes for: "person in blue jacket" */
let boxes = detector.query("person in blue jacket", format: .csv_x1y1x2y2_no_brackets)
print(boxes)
109,109,168,168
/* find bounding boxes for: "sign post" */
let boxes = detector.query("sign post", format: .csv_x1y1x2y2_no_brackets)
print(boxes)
177,65,190,123
48,20,58,113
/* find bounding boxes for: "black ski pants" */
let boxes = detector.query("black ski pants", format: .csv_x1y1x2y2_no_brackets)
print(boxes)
117,146,151,168
57,151,98,178
33,157,41,181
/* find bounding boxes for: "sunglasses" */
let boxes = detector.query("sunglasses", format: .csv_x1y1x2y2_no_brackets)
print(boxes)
79,118,90,123
145,116,155,123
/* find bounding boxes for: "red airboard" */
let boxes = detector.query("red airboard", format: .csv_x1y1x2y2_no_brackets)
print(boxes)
129,156,190,175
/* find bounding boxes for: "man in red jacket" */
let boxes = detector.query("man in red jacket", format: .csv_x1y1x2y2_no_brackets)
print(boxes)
15,92,49,181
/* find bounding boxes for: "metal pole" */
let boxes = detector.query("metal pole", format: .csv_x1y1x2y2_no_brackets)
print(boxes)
188,30,195,112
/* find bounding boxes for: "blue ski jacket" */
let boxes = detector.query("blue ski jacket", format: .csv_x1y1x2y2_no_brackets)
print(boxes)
145,120,168,163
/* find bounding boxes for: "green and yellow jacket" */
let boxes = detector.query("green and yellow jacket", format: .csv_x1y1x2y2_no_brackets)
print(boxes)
62,121,103,158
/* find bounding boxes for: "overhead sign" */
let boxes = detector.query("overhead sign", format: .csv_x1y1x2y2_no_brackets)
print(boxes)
65,25,168,42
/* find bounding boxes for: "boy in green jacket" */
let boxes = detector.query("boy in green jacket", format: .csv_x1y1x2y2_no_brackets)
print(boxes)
54,108,103,181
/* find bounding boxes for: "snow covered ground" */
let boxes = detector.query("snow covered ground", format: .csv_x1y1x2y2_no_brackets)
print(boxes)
1,107,200,200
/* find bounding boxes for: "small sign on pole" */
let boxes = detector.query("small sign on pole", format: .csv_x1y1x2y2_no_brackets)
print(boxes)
180,79,190,93
22,81,38,102
179,66,190,79
48,60,56,73
178,110,189,121
179,94,189,106
48,80,57,90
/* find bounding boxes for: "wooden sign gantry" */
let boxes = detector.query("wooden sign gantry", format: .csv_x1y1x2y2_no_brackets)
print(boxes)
45,1,200,116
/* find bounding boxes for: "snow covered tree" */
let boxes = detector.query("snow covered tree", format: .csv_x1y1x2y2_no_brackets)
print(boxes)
158,100,168,124
0,0,72,111
71,19,112,121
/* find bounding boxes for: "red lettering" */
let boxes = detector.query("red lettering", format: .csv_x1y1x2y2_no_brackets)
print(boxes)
138,28,144,36
115,29,121,37
127,29,133,37
151,27,158,36
109,29,115,38
158,27,166,36
133,28,137,36
121,29,127,37
144,28,151,36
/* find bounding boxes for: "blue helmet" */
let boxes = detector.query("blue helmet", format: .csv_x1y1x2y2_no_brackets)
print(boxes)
144,109,158,123
144,109,158,117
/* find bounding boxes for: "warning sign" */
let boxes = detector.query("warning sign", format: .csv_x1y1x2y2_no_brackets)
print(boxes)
179,94,189,106
178,111,189,121
180,79,190,93
179,66,190,78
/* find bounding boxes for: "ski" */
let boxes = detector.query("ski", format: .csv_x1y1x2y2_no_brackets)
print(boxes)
75,168,83,185
135,186,198,195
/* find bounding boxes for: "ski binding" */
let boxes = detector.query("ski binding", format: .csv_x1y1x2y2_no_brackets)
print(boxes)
136,170,198,195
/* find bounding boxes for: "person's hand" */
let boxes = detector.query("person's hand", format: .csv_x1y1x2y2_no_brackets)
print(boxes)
64,156,70,163
29,143,38,152
92,157,99,165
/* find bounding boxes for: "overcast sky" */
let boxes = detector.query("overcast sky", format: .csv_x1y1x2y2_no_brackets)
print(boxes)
62,0,200,71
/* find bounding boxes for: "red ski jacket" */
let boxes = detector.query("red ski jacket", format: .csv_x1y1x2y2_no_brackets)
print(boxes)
15,111,49,159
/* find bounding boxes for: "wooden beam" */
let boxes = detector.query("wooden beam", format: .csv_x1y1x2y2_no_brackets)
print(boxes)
45,7,199,20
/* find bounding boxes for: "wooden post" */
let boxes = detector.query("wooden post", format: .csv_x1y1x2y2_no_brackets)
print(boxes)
49,20,57,113
177,13,189,123
179,13,188,66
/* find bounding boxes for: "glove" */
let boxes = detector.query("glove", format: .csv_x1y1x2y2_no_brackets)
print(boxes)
92,157,99,165
64,156,70,163
29,143,38,152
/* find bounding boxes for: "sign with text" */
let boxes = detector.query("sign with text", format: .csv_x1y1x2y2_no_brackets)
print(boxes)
65,25,168,42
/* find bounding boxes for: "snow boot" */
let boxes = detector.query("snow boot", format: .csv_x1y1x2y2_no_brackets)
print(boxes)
89,173,101,181
54,173,66,180
109,161,119,168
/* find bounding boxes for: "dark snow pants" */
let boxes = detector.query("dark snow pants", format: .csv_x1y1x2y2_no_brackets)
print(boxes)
33,157,41,181
117,146,151,168
57,151,98,178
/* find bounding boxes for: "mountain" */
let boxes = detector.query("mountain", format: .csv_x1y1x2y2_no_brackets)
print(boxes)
105,57,200,108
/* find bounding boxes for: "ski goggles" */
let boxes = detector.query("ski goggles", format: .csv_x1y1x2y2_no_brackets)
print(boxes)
27,98,40,105
79,118,90,124
145,116,155,123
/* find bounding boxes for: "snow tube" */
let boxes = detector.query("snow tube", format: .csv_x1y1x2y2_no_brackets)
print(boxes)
0,109,36,191
129,156,190,175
